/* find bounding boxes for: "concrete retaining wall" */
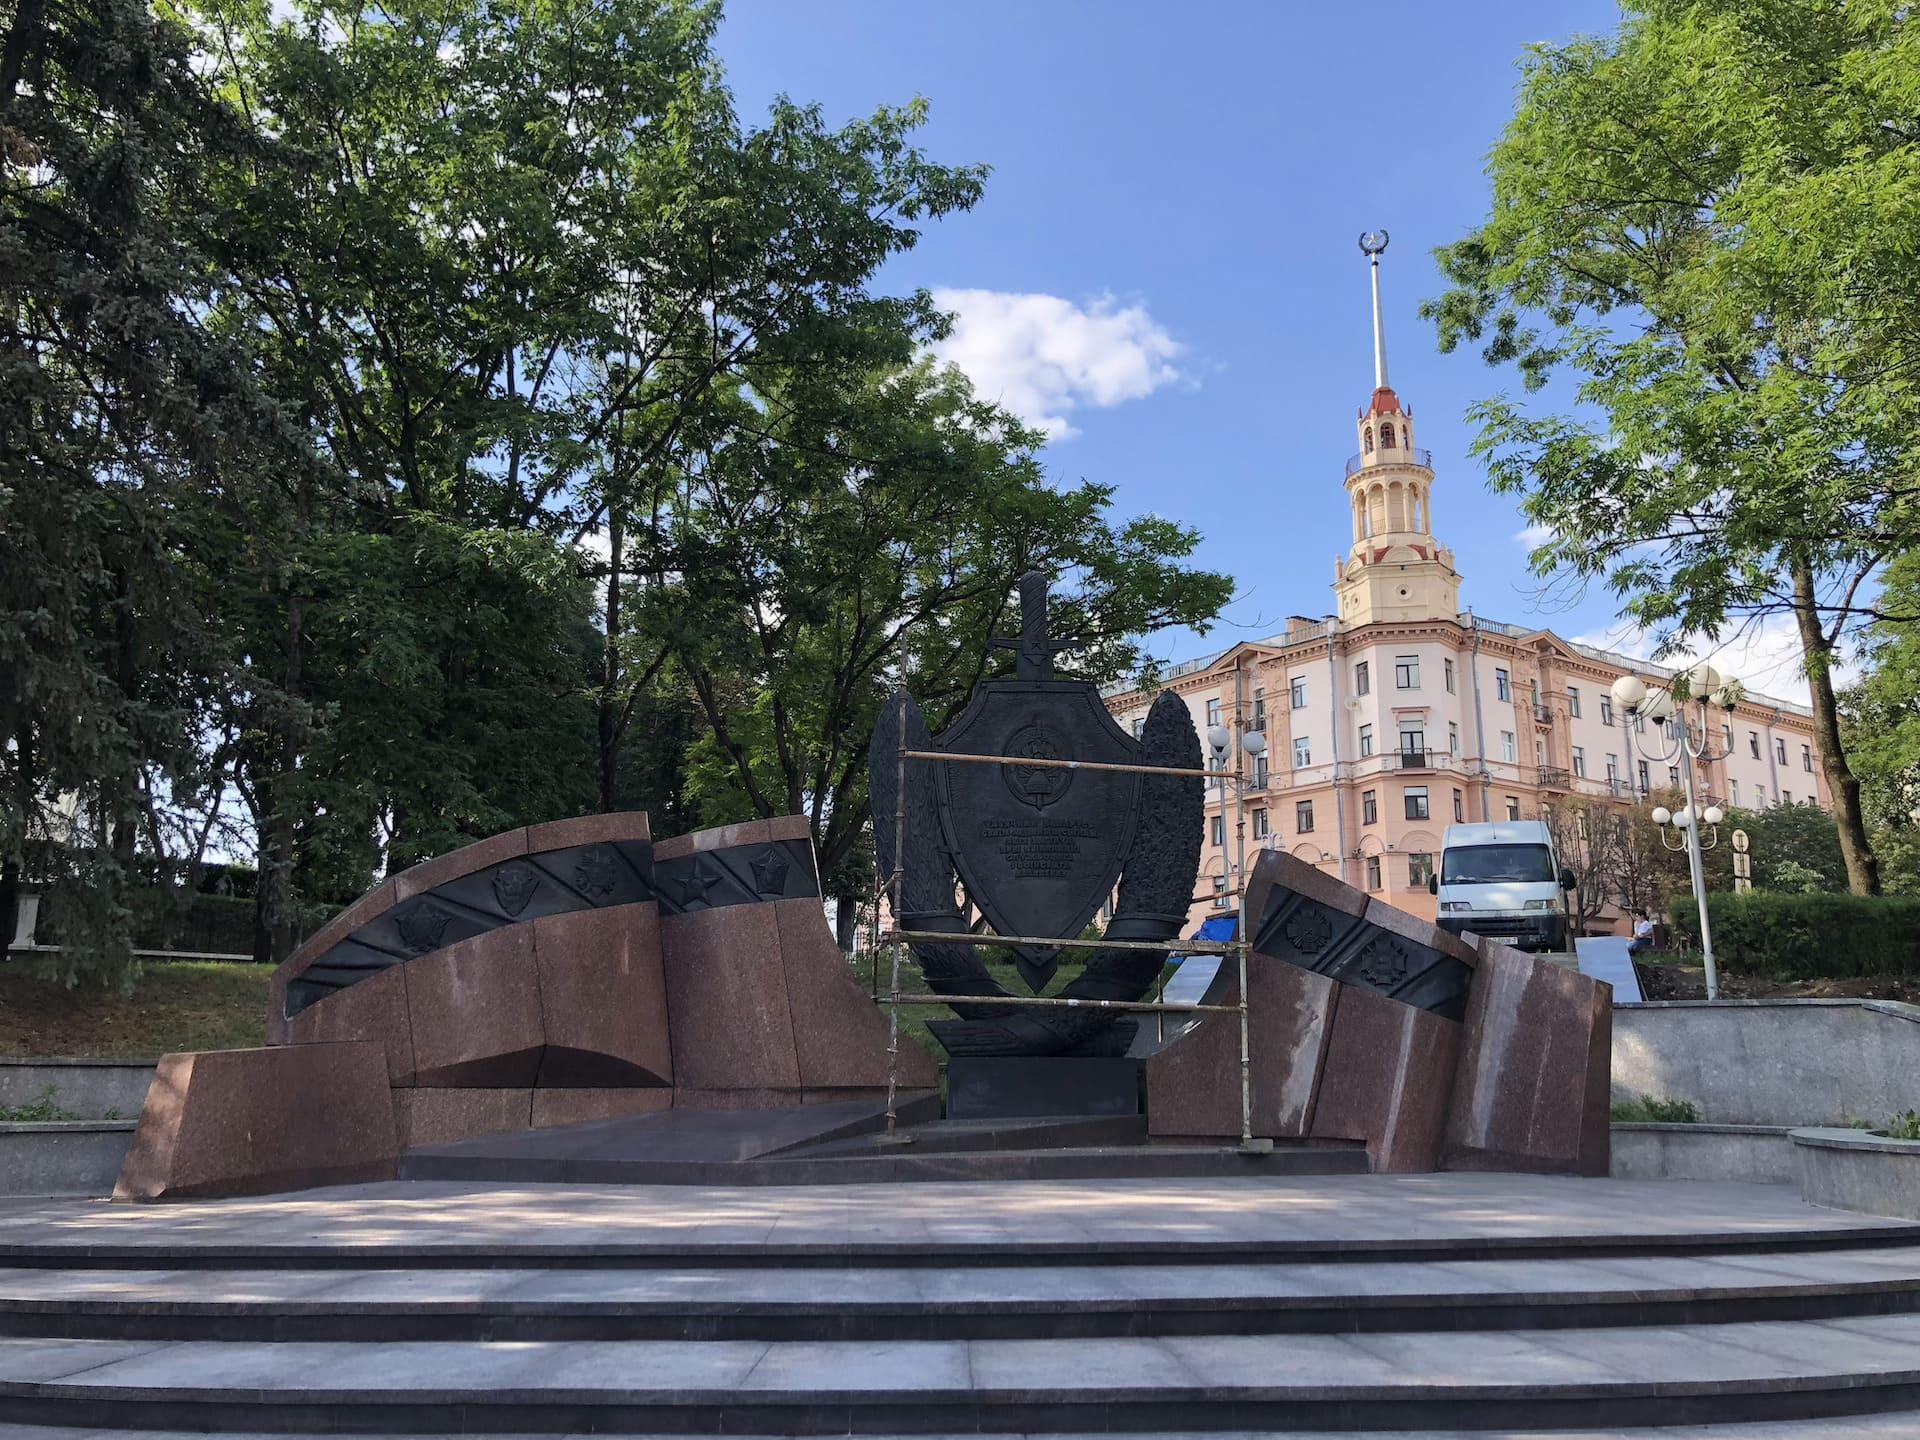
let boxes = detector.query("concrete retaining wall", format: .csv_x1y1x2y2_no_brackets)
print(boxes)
1792,1127,1920,1220
0,1059,157,1120
1613,1000,1920,1127
1609,1123,1796,1184
0,1122,137,1197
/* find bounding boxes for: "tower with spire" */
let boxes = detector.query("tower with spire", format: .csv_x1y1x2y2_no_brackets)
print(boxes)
1334,231,1461,627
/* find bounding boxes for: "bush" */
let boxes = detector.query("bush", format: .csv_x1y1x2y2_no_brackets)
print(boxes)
1611,1095,1699,1123
1668,892,1920,980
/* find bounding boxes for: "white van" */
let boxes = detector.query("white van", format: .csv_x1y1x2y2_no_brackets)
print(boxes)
1428,820,1574,953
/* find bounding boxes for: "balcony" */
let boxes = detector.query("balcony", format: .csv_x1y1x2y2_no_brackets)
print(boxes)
1532,705,1554,725
1537,766,1573,790
1345,447,1434,477
1396,749,1433,771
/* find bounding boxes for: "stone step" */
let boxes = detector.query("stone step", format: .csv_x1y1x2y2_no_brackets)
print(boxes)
6,1244,1920,1342
7,1312,1920,1432
9,1424,1920,1440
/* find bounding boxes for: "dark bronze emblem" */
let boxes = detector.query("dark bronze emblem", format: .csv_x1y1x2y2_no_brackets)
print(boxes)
573,845,620,900
871,571,1203,1050
491,863,539,917
1284,907,1333,955
1356,936,1411,989
396,903,453,955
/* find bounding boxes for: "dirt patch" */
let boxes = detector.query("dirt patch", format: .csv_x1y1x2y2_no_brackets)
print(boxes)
1637,957,1920,1005
0,962,271,1058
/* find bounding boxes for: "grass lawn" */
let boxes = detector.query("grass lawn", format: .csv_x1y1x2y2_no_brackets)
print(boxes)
0,961,272,1059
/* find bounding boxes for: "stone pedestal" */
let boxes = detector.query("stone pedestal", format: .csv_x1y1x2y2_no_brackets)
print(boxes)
948,1057,1141,1120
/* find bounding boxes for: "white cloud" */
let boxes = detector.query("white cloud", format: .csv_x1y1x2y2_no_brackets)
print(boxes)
928,289,1187,440
1569,614,1855,710
1514,522,1555,548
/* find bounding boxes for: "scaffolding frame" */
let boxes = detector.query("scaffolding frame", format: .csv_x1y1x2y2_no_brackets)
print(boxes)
873,687,1268,1151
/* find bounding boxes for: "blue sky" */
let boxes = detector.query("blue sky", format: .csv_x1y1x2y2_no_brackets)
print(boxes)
715,2,1820,703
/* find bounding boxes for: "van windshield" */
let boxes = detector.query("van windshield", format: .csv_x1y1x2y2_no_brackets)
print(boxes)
1442,844,1555,884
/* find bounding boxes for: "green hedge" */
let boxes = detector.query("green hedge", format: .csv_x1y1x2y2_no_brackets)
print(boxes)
1668,892,1920,980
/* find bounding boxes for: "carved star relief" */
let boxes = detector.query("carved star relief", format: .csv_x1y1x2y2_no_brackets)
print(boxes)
750,846,791,897
677,863,719,909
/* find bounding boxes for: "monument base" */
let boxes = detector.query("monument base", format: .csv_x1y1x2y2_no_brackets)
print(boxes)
946,1057,1142,1120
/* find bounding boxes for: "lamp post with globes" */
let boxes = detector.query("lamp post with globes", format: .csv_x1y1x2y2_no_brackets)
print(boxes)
1611,664,1742,1000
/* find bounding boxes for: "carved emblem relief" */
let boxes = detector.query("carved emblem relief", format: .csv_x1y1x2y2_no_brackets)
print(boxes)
1283,906,1334,956
572,845,621,900
396,904,453,955
1355,936,1411,989
491,863,539,917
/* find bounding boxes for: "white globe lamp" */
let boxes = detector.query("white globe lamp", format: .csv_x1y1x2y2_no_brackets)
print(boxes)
1687,662,1722,698
1703,805,1724,826
1611,675,1648,712
1207,724,1230,754
1242,730,1268,756
1674,807,1694,829
1644,688,1676,724
1650,806,1672,826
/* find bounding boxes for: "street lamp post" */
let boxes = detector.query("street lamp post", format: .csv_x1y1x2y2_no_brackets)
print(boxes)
1612,664,1740,1001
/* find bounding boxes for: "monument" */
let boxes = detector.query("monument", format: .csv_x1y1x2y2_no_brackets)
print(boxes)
869,571,1204,1116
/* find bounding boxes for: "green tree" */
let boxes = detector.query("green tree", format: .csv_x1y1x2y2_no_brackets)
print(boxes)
1426,0,1920,896
1843,551,1920,893
0,0,315,982
637,358,1232,933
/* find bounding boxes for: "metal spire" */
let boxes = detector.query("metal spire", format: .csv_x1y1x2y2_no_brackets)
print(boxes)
1358,230,1390,391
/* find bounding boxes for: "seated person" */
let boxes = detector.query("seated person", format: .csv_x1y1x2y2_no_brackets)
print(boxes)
1627,912,1656,957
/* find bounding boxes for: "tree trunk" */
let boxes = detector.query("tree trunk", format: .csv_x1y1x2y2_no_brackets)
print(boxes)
1788,556,1880,895
598,507,624,812
834,893,858,954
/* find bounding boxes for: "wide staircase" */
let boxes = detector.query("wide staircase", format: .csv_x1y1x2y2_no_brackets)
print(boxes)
4,1176,1920,1434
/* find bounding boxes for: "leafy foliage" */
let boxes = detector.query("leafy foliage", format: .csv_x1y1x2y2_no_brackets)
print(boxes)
1426,0,1920,895
1610,1095,1699,1124
1668,892,1920,980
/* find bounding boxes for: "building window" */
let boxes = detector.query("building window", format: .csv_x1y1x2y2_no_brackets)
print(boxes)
1296,799,1314,833
1399,725,1426,757
1404,785,1430,820
1207,698,1222,728
1444,658,1456,694
1395,655,1420,689
1408,852,1434,888
1355,660,1370,695
1131,717,1144,738
1731,779,1740,805
1252,807,1270,839
1252,753,1269,789
1669,765,1680,788
1605,753,1619,784
1448,721,1459,754
1501,730,1516,763
1505,795,1521,821
1572,745,1587,778
1381,422,1396,448
1600,696,1614,726
1293,736,1312,768
1452,788,1464,822
1290,676,1307,709
1495,667,1512,701
1536,737,1545,765
1362,789,1378,825
1567,686,1582,718
1755,785,1768,807
1212,875,1229,908
1783,789,1793,805
1210,815,1224,847
1365,855,1382,891
1775,736,1788,764
1802,743,1813,773
1363,426,1374,454
1359,724,1373,758
1637,759,1650,794
1749,730,1760,758
1251,689,1266,730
